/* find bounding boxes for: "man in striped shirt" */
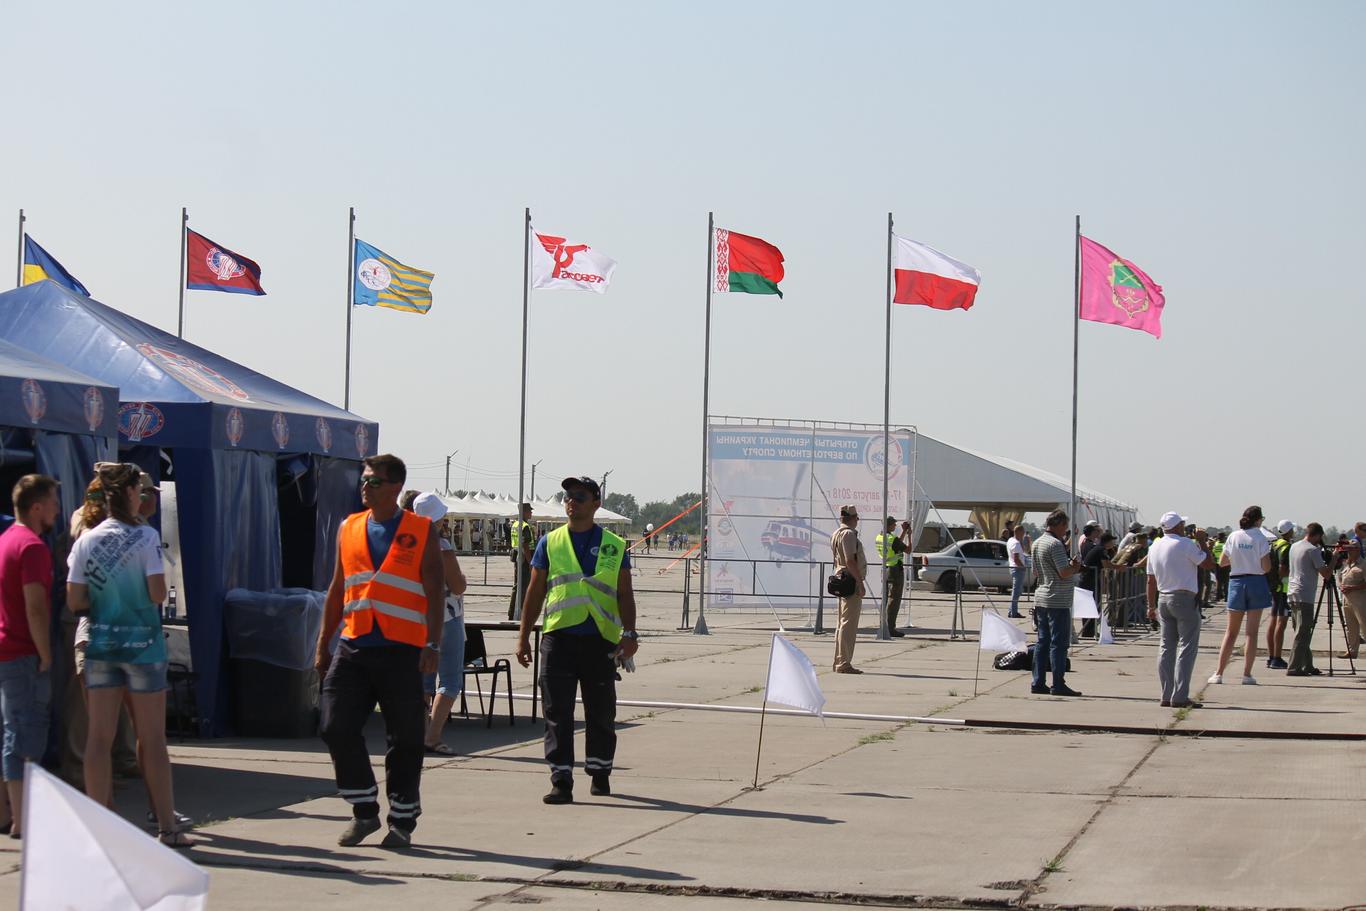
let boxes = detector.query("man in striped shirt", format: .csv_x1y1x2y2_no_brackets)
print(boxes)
1030,509,1083,697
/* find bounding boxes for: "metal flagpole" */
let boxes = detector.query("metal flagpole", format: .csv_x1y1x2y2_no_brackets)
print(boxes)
344,207,355,409
696,212,714,636
514,207,531,620
1070,215,1080,552
751,636,775,789
15,210,25,288
176,208,187,338
877,213,893,640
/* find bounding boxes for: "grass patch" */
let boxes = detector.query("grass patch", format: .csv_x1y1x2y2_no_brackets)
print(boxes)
947,689,959,697
857,730,897,746
1042,856,1064,873
1173,705,1193,722
741,685,763,695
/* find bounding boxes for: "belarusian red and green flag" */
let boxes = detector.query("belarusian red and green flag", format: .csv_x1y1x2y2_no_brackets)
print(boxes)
714,228,784,297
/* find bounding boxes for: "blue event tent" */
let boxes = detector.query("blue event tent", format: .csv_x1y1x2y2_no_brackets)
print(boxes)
0,281,379,735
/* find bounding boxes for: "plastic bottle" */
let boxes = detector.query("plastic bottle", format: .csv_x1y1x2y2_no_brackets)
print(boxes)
167,586,178,622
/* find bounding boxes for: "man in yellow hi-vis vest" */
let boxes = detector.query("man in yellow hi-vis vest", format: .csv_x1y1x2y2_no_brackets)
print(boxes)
508,503,534,619
517,476,639,804
875,516,913,636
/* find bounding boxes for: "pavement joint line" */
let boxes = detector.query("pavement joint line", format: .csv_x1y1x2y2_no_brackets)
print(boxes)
1018,735,1167,908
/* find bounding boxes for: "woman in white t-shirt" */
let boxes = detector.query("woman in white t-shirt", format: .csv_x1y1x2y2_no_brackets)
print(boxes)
1208,505,1272,685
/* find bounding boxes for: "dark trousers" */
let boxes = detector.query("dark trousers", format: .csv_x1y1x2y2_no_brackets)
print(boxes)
540,632,617,786
1216,566,1230,601
320,641,426,832
1288,602,1317,673
508,557,531,619
884,564,905,628
1032,607,1071,690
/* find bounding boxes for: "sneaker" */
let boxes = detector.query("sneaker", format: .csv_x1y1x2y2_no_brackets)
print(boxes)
1308,667,1323,676
1007,612,1024,619
1206,673,1223,685
1171,700,1204,709
1050,685,1083,697
1267,657,1288,670
1030,684,1050,694
543,783,574,805
1286,669,1307,677
590,774,611,797
380,827,412,848
889,629,906,637
1241,675,1257,685
337,816,381,847
835,666,864,674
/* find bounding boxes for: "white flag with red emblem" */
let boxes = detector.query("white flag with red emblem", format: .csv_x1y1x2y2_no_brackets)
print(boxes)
531,229,617,293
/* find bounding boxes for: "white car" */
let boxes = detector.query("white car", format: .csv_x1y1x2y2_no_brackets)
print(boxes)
916,540,1013,592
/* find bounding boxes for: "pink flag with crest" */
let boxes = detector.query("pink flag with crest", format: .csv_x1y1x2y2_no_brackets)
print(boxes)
1078,236,1164,338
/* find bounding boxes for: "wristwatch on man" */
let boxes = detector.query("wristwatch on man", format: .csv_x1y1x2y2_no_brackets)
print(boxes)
424,642,441,653
621,630,639,641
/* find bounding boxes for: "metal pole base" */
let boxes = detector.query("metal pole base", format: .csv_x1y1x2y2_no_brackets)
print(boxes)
693,611,710,635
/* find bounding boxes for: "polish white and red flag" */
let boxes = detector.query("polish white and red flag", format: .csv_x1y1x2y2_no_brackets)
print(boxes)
531,229,617,294
892,235,980,311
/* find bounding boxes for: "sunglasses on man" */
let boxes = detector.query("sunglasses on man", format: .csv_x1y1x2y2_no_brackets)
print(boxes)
361,476,396,489
563,489,592,503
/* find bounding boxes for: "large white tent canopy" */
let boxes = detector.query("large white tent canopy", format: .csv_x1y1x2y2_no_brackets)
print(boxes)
911,432,1137,538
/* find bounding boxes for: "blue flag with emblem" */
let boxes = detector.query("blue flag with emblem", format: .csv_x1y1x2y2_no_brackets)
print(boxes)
352,239,434,315
22,236,90,297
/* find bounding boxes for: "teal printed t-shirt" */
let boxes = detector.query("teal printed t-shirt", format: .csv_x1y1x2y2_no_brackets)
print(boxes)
68,519,167,664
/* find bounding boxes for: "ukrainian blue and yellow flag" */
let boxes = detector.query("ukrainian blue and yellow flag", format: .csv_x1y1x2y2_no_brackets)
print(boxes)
22,236,90,296
352,239,434,315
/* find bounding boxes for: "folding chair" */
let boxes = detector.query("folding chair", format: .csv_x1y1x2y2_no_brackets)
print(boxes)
460,626,515,728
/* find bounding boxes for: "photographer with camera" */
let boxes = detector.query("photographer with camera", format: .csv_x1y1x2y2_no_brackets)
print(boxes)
1335,540,1366,660
830,505,867,674
1285,523,1343,677
1029,509,1083,697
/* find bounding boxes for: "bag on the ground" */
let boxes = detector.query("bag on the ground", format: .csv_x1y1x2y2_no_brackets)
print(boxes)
993,649,1031,671
827,569,856,597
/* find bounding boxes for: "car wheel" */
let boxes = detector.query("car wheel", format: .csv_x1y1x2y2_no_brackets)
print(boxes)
937,571,959,593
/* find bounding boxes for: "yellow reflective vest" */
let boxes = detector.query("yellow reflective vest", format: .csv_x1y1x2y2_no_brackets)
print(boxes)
875,532,903,568
542,525,625,643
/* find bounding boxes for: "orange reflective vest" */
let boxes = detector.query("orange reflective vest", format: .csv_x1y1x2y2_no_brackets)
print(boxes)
340,510,432,647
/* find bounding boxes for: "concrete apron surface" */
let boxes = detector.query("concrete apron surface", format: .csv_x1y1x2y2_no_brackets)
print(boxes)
0,588,1362,910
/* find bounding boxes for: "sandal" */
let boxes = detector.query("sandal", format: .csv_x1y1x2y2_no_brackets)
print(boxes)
424,742,454,755
158,829,193,849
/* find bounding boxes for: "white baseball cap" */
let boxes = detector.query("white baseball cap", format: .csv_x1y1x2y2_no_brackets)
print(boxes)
412,492,448,523
1276,519,1295,534
1160,511,1184,531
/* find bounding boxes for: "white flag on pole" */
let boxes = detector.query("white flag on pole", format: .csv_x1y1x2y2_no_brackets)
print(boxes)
1098,609,1115,645
21,763,209,910
1072,587,1100,619
531,229,617,293
765,634,825,717
980,610,1027,653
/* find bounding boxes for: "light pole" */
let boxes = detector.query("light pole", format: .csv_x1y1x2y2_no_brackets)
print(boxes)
442,449,459,495
530,459,543,500
601,469,613,501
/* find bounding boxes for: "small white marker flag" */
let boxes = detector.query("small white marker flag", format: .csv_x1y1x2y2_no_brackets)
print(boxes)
1098,610,1115,645
1072,587,1100,619
765,634,826,717
21,763,209,910
980,610,1027,653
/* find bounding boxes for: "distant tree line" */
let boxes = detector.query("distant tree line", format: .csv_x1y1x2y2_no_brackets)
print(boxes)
603,492,702,536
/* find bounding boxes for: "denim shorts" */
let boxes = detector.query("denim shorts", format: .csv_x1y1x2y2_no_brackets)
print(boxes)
0,656,50,781
1227,574,1271,613
84,659,169,693
423,619,465,698
1271,590,1290,618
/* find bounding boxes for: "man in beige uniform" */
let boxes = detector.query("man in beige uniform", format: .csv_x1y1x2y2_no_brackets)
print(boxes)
831,505,867,674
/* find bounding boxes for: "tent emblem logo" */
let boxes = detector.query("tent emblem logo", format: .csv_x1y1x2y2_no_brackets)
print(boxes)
354,424,370,457
135,344,252,403
119,402,164,443
315,418,333,453
83,387,104,432
206,246,247,281
357,259,392,291
271,412,290,449
863,435,904,482
225,408,244,447
20,379,47,425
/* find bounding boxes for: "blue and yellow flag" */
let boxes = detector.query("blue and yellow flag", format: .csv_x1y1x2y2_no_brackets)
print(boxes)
23,236,90,297
352,239,434,315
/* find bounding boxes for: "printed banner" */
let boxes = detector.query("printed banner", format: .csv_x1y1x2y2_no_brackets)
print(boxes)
705,423,915,610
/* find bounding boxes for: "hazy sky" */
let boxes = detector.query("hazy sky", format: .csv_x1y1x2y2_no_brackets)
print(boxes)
4,1,1363,527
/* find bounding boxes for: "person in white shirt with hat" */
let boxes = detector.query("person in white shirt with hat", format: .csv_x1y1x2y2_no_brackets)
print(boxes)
1146,512,1214,707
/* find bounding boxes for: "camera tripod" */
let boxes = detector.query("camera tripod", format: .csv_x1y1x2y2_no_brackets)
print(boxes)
1311,576,1356,676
